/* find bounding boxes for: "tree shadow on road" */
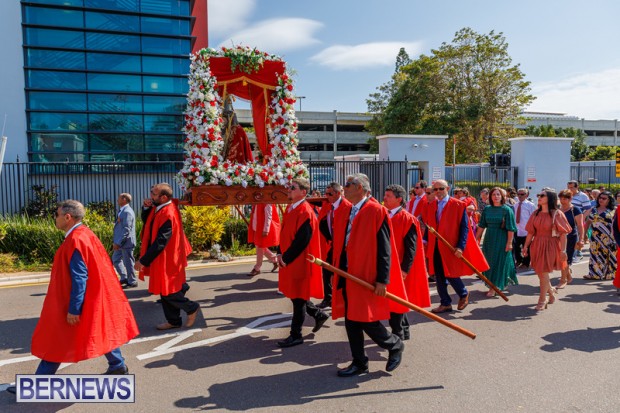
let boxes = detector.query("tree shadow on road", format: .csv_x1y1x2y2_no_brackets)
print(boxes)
540,326,620,353
173,365,444,411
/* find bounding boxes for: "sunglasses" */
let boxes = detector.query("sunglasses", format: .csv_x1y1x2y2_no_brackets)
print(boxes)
536,194,546,198
414,186,421,189
344,182,356,187
325,191,334,196
599,197,609,200
288,185,300,190
433,187,446,192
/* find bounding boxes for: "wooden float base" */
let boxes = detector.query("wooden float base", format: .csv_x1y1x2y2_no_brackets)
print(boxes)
188,184,291,206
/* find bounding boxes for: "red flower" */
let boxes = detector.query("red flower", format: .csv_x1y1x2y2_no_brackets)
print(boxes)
279,128,287,135
234,169,240,176
248,168,254,176
286,84,293,91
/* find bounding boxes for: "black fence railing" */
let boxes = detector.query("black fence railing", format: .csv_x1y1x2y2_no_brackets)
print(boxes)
1,160,411,215
571,162,620,187
446,165,518,197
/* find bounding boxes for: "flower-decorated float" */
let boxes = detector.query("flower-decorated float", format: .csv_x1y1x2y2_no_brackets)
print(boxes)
177,46,307,206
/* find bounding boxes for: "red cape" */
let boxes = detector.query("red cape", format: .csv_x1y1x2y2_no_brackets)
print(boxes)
331,199,408,322
278,201,323,300
248,204,280,248
424,197,489,277
392,209,431,308
31,226,139,363
139,202,192,295
407,195,428,219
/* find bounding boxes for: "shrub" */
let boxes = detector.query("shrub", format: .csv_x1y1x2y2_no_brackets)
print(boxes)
181,206,230,251
86,201,115,221
0,216,64,264
0,253,21,273
83,209,114,256
22,184,59,218
220,218,249,248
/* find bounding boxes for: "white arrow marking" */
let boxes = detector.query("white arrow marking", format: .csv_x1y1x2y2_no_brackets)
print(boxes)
136,313,292,361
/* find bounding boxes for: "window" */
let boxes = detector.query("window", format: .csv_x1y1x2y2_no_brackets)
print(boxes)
28,0,83,6
90,133,144,152
30,133,88,163
144,115,183,132
87,53,140,72
85,0,138,12
25,28,84,49
142,36,190,55
143,56,188,75
89,113,142,131
26,49,85,70
29,112,87,130
141,0,189,15
29,92,87,111
145,134,184,152
143,96,186,113
24,6,84,28
27,70,87,90
141,16,189,36
85,12,139,32
88,73,141,92
88,94,142,112
142,76,187,94
86,32,140,52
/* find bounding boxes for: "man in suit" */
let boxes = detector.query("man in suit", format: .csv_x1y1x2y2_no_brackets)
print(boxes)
423,180,489,313
113,193,137,288
407,180,428,220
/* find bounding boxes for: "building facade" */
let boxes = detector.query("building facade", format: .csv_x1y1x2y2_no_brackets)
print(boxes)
1,0,207,164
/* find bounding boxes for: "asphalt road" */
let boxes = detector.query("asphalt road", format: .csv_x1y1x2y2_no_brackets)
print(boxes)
1,257,620,412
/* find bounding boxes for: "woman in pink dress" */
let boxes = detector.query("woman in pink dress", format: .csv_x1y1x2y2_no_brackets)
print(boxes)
522,189,571,311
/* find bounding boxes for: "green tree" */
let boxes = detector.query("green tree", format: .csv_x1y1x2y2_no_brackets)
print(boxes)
586,146,616,161
368,28,535,163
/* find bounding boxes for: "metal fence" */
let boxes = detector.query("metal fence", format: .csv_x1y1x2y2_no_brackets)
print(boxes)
1,160,410,215
446,165,518,197
571,162,619,186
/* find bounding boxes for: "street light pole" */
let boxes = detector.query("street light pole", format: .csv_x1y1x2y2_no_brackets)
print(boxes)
296,96,306,112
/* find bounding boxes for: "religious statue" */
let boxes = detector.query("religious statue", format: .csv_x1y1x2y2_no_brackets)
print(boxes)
222,95,254,164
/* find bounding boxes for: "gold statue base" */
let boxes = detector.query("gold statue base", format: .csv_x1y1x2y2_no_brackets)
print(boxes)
187,185,291,206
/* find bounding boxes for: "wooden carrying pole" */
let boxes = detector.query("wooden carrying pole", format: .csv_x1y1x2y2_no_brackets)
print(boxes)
426,225,509,302
307,255,476,340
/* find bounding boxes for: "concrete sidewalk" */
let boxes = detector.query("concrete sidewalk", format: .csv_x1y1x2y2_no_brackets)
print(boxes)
0,256,258,288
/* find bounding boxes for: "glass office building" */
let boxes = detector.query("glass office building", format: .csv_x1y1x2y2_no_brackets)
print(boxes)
22,0,200,162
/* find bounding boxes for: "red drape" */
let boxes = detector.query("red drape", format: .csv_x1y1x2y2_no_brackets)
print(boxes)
210,57,286,156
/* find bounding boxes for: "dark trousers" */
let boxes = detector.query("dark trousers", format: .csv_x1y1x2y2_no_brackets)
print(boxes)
434,245,468,306
342,285,403,367
513,235,530,267
322,248,333,301
291,298,323,338
389,312,410,339
161,283,199,326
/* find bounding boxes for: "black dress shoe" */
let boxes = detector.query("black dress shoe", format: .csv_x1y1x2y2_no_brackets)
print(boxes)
316,299,332,310
337,363,369,377
277,335,304,348
120,280,128,287
123,282,138,289
312,313,329,333
104,365,129,375
386,344,404,372
6,385,16,394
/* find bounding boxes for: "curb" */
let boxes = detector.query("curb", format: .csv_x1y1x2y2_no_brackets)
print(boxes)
0,256,259,288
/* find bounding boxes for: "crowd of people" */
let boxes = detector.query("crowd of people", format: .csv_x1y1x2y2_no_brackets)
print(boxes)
8,175,620,393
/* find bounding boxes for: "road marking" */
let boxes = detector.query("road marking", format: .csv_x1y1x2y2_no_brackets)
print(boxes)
136,313,292,361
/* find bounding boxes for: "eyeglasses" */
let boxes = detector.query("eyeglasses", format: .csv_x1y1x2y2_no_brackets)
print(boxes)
344,182,356,188
288,185,300,190
325,191,334,196
433,187,446,192
425,191,432,195
537,194,546,198
599,197,609,201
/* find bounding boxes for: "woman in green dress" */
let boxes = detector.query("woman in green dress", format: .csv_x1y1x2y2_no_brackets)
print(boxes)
475,187,518,297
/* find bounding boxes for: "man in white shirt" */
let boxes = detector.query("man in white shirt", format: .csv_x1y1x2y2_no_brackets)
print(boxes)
512,188,537,268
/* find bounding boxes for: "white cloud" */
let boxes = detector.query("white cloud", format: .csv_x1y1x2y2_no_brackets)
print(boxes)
530,68,620,119
310,42,424,70
217,18,323,53
208,0,256,36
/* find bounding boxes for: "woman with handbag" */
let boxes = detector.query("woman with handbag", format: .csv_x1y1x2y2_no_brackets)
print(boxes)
583,191,617,280
522,189,571,311
557,190,584,288
475,187,518,297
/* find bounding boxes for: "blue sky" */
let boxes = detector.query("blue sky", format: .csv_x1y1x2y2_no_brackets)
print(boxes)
208,0,620,120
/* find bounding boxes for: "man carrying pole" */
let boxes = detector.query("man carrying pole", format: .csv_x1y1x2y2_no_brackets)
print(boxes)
330,173,408,377
423,180,489,314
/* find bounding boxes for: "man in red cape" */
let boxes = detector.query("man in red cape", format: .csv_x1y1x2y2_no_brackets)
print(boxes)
136,183,199,330
248,204,280,276
331,174,408,377
23,200,138,385
276,178,329,348
407,180,428,220
423,179,489,313
316,182,351,309
383,184,431,341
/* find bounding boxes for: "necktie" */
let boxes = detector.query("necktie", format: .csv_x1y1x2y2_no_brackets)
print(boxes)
345,206,359,246
516,201,522,224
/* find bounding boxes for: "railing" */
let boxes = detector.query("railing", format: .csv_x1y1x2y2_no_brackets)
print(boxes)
1,160,411,215
571,161,619,187
446,165,518,197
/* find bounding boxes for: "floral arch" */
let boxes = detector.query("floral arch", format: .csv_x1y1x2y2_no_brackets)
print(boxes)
177,46,307,193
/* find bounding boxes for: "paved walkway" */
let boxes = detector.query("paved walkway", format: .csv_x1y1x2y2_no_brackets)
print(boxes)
0,256,259,288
